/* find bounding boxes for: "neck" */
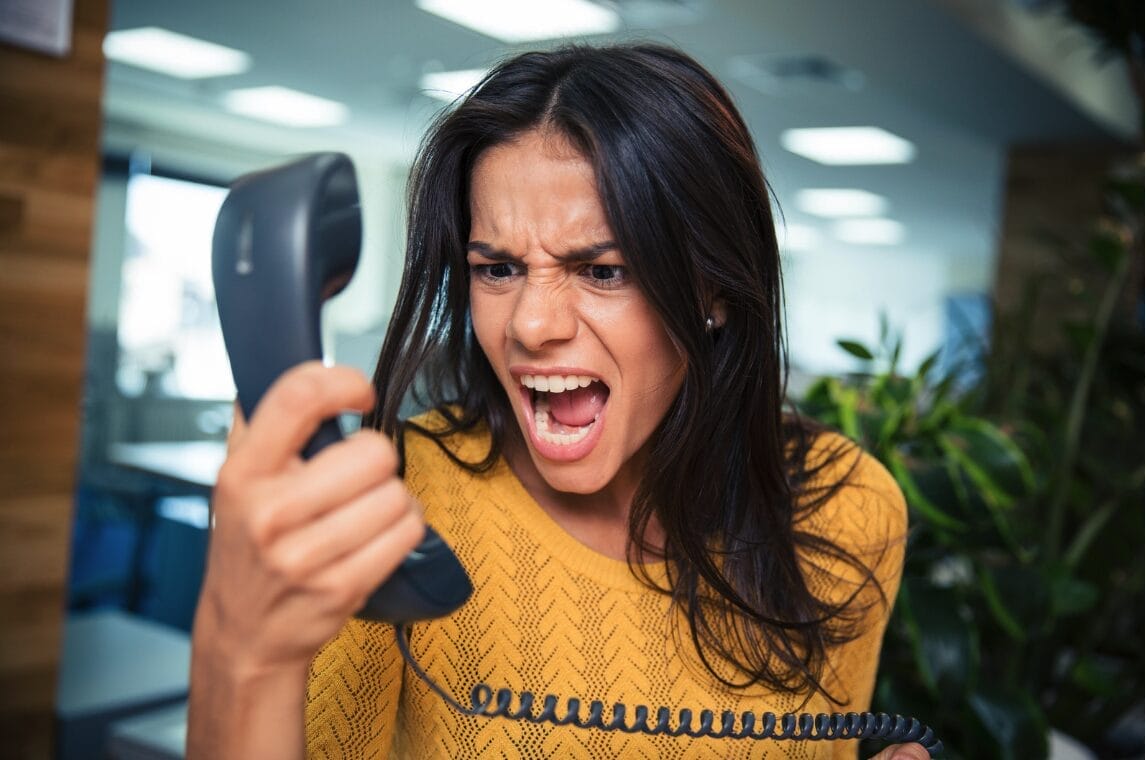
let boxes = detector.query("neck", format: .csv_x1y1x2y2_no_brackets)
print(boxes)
502,434,664,562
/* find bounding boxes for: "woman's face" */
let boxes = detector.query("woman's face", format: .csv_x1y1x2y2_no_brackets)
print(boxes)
467,130,685,500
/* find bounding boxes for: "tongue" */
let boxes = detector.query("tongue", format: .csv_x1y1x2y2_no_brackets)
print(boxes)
547,384,607,427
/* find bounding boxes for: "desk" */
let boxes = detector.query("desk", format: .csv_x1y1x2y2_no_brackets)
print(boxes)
108,702,187,760
107,441,227,493
56,610,191,760
91,442,224,616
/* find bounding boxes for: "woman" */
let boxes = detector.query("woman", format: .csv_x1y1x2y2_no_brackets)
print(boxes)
188,44,928,759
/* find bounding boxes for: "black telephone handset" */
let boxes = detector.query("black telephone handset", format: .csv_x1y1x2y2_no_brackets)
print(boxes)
213,153,942,757
211,152,473,624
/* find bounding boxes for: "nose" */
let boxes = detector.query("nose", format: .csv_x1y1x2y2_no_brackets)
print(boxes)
507,277,578,351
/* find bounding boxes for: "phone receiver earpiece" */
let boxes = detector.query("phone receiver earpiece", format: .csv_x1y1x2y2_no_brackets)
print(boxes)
212,152,473,623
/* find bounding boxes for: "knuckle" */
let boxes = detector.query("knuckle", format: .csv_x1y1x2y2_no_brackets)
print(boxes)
316,577,359,614
353,432,398,475
400,510,427,545
265,543,307,585
213,456,251,498
274,370,327,415
244,504,280,547
212,467,239,504
375,480,413,520
321,579,361,611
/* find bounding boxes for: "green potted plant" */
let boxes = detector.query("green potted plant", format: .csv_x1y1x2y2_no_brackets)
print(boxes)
799,175,1142,758
801,321,1046,758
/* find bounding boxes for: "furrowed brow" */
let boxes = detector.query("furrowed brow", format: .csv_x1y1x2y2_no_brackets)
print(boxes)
562,242,619,263
465,241,514,260
466,240,619,262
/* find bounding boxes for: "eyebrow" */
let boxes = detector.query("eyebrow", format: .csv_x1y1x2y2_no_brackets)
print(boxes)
466,240,619,263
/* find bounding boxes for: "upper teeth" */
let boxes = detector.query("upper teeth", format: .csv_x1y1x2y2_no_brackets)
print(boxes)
520,374,597,393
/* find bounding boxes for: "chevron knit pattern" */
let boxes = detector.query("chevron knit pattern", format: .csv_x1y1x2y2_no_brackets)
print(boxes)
306,415,906,759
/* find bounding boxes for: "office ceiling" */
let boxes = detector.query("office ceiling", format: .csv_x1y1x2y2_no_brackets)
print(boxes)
101,0,1140,270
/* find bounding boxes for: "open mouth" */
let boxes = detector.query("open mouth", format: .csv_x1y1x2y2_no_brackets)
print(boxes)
520,374,609,447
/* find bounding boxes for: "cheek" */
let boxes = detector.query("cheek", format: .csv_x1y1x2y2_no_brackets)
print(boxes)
616,315,685,407
469,290,506,364
631,304,683,372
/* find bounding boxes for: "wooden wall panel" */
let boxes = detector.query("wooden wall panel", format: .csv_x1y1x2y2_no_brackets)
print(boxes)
0,0,110,756
992,145,1142,354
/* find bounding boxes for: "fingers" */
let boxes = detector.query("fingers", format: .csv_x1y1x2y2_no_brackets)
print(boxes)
304,496,427,614
249,430,400,534
230,362,376,475
867,743,930,760
268,478,422,580
197,361,422,678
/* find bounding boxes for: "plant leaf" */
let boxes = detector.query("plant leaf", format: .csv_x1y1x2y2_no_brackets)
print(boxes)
837,339,876,361
947,417,1036,494
827,382,862,441
938,433,1024,553
1070,653,1130,699
967,686,1048,760
886,451,967,531
976,568,1027,641
1063,498,1120,569
900,579,976,699
1049,571,1099,617
916,349,941,383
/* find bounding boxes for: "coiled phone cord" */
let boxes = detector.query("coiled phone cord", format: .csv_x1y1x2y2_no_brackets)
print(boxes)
394,625,943,756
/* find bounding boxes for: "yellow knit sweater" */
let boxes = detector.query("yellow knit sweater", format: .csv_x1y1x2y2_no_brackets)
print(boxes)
306,417,906,759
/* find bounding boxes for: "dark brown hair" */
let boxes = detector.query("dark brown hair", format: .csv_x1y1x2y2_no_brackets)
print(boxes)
364,43,880,700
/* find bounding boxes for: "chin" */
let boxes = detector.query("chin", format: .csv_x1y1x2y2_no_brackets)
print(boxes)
529,455,617,496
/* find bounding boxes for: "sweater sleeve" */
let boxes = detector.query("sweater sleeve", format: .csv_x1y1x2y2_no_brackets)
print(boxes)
305,613,403,758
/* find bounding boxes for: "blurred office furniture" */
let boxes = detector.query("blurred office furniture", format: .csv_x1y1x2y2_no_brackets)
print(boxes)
69,441,223,631
107,703,187,760
55,610,190,760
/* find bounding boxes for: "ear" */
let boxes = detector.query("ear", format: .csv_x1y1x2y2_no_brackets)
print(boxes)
707,297,727,329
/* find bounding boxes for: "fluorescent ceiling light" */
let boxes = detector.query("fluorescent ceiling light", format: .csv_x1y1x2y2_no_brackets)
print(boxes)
778,223,820,252
832,218,905,245
104,27,250,79
781,126,916,165
416,0,620,42
795,188,888,218
221,86,348,128
420,68,488,102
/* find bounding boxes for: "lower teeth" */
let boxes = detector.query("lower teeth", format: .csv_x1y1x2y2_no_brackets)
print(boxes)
533,395,594,446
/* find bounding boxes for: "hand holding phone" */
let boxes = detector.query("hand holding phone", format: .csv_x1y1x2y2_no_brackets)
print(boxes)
211,152,473,624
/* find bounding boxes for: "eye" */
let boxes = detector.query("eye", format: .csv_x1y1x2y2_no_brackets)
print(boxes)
583,264,627,288
470,261,522,283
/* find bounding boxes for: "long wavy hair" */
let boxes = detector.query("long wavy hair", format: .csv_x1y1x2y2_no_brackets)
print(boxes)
364,43,879,700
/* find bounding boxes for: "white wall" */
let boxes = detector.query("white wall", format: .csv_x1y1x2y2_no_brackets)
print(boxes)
778,135,1006,378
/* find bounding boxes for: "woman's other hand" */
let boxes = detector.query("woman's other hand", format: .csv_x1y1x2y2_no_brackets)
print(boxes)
867,743,931,759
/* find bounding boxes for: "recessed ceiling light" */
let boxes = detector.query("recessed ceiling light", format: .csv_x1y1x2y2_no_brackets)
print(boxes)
103,27,250,79
832,218,906,245
795,188,888,218
781,126,916,165
729,54,865,96
221,86,348,128
416,0,620,42
420,68,488,102
778,223,820,252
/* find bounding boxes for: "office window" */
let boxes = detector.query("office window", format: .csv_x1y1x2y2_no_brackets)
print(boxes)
116,171,234,400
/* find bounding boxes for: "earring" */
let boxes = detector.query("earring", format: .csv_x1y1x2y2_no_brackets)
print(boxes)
704,316,715,333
